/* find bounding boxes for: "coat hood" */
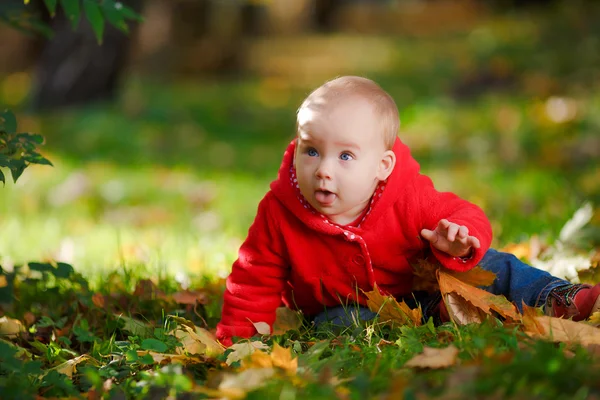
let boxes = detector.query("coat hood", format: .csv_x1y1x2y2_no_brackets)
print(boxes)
270,137,422,233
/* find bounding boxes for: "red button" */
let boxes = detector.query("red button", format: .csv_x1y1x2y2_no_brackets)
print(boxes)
353,254,365,265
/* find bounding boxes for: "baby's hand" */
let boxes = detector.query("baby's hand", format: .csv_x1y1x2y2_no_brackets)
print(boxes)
421,219,480,258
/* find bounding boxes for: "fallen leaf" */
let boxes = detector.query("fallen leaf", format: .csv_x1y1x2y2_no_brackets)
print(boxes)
438,271,520,322
412,259,496,292
136,350,203,365
225,341,270,365
115,314,152,336
54,355,92,378
521,303,546,335
269,343,298,374
171,290,208,305
524,316,600,346
444,292,486,325
251,321,271,335
173,325,224,358
92,293,105,308
404,345,459,369
411,259,441,292
133,279,166,300
0,275,7,288
0,316,25,338
218,368,275,399
23,312,36,326
589,312,600,327
451,266,497,287
363,283,422,326
272,307,302,335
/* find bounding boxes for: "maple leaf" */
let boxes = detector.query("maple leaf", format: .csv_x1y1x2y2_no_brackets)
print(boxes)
404,345,459,369
168,316,224,358
524,315,600,346
225,341,270,365
412,259,496,292
269,343,298,374
438,270,520,322
272,307,302,335
363,283,422,326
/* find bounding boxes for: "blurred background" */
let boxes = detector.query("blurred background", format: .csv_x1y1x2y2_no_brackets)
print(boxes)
0,0,598,281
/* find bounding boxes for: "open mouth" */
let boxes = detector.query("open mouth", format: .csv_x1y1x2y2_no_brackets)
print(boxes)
315,189,336,205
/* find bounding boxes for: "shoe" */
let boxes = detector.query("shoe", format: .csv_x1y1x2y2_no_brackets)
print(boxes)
547,283,600,321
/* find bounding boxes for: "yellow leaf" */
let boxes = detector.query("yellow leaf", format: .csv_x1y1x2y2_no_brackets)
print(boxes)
589,312,600,327
251,321,271,335
438,271,520,322
404,345,459,369
272,307,302,335
54,355,91,378
525,316,600,346
172,324,224,358
136,350,203,364
243,348,273,369
0,275,7,288
269,343,297,374
174,329,206,355
363,283,422,326
225,341,270,365
0,316,24,338
218,368,275,399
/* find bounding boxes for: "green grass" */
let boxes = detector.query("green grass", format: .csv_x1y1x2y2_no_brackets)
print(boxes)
1,1,600,398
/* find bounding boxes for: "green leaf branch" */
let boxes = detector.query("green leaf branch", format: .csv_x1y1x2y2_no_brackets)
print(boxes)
0,109,52,185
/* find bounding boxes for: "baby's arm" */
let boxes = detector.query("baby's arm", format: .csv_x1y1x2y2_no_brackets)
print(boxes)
216,193,288,346
412,174,492,271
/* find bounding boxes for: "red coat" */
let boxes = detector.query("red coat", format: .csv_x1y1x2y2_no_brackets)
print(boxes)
216,138,492,343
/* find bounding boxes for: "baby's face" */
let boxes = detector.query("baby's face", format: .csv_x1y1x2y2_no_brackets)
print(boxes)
295,97,391,225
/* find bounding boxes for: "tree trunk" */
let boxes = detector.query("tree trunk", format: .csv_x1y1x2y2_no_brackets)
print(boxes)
30,1,141,111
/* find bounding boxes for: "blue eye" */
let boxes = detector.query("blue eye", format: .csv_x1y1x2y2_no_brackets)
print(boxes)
340,152,353,161
307,148,318,157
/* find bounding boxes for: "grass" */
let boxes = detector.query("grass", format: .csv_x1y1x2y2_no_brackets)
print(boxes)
1,1,600,398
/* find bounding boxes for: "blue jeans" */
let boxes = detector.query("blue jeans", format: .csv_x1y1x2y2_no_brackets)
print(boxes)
313,248,571,327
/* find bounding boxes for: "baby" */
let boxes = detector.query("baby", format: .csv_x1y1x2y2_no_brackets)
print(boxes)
216,76,600,345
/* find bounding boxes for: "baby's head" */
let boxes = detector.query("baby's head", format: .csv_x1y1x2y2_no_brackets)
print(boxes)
294,76,399,225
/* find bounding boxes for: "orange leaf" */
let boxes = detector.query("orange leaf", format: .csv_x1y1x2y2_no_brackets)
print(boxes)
363,283,422,326
272,307,302,335
92,293,105,308
445,292,486,325
524,316,600,346
438,270,520,322
171,290,208,305
412,259,496,292
521,303,545,335
451,266,497,287
404,345,459,369
411,259,441,292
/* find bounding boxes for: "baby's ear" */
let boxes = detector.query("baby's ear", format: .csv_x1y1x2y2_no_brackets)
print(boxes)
377,150,396,181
